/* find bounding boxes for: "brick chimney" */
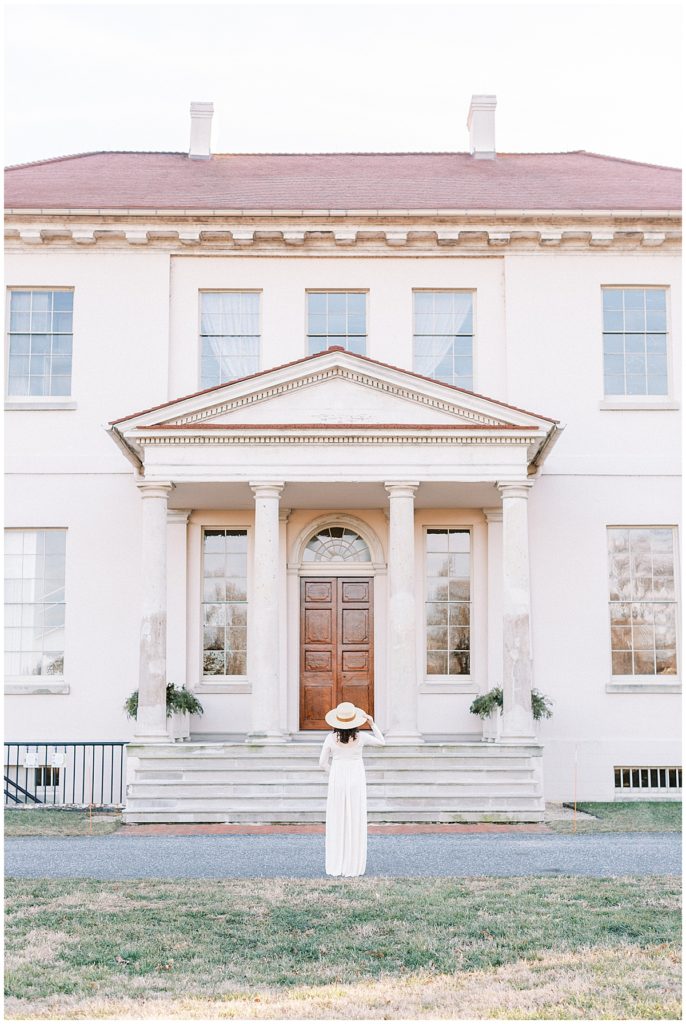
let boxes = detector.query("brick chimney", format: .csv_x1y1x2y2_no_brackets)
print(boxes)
189,102,214,160
467,95,496,160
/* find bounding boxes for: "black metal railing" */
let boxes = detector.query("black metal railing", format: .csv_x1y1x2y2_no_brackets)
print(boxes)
4,742,127,808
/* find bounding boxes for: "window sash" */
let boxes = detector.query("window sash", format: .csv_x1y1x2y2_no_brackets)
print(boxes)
306,292,367,355
199,293,260,385
424,528,471,677
602,288,668,397
201,529,248,677
413,292,474,388
608,527,678,678
7,290,74,397
4,529,66,677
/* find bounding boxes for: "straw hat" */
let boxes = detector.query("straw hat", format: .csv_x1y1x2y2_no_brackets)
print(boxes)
324,701,368,730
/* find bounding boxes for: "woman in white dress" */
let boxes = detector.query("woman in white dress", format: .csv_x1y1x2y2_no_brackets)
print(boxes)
318,701,386,877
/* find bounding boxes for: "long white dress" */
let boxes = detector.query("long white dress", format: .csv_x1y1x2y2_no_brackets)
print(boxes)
318,721,386,877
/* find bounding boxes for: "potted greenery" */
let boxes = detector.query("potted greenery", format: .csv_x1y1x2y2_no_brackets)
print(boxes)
124,683,204,742
469,687,552,741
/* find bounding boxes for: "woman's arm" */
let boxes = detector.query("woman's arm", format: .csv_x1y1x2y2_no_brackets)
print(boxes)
361,715,385,747
318,733,332,773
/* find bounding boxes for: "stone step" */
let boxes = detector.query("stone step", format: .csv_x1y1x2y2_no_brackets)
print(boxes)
129,780,539,799
123,809,545,824
132,743,542,759
124,794,542,813
132,755,538,772
135,767,536,784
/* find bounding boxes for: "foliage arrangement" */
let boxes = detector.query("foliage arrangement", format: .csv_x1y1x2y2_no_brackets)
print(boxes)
469,687,553,721
124,683,204,720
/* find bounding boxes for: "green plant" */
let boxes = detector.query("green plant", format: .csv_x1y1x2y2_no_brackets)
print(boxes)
123,683,204,720
469,687,553,721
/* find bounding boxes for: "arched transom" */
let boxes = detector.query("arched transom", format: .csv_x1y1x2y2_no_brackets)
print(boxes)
303,526,372,563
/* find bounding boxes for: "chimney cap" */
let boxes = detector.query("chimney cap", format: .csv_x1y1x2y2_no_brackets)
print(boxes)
466,94,497,128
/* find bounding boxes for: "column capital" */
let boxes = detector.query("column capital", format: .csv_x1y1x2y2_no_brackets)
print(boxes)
483,507,503,523
496,481,534,501
385,481,420,499
137,481,174,500
167,508,191,525
249,481,285,500
279,507,292,523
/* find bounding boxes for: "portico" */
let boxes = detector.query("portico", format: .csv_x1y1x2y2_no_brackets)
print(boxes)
110,348,560,820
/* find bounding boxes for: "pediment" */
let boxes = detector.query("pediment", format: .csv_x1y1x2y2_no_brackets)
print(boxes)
112,349,557,432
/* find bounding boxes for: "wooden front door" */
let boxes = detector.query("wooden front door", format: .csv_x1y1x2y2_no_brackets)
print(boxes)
300,577,374,730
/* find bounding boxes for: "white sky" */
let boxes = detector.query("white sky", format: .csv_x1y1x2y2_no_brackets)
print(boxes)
4,1,683,168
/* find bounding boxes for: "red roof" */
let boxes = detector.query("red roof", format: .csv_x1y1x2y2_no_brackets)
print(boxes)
5,150,681,211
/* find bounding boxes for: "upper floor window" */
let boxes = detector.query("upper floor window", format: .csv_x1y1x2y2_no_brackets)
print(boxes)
608,527,677,678
307,292,366,355
7,290,73,397
200,292,260,388
602,288,668,397
413,291,474,389
425,528,471,677
4,529,66,678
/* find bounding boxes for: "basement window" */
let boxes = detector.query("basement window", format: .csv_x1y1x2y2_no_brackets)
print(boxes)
35,766,60,787
614,766,682,791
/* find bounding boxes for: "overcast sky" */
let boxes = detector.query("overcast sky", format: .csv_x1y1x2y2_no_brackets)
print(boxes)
4,1,683,168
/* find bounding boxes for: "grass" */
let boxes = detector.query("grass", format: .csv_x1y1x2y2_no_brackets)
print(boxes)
4,809,122,837
4,876,681,1019
549,801,682,834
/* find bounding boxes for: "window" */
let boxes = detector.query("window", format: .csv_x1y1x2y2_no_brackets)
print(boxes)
303,527,371,562
602,288,668,396
425,529,471,676
413,291,473,388
608,527,677,677
35,766,60,788
7,290,73,397
200,292,260,388
4,530,66,677
202,530,247,676
307,292,366,355
614,766,682,791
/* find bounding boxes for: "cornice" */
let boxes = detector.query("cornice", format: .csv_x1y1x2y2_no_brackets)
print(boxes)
4,215,681,252
133,427,542,446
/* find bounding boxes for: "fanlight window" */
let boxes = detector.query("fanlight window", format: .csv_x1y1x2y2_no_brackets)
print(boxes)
303,527,371,562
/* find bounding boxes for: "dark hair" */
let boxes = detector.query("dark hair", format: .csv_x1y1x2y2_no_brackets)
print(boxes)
333,727,359,744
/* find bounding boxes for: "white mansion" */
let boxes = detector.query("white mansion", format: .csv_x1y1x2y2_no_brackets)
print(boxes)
4,97,681,821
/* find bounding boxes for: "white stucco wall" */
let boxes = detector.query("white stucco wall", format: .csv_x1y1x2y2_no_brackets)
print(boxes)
4,242,681,801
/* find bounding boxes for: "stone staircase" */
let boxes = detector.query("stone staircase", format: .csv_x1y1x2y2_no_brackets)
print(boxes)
123,740,545,823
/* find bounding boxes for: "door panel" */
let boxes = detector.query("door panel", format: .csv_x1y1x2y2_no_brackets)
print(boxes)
300,576,374,730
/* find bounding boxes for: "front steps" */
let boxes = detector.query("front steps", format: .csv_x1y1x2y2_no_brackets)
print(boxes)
123,741,545,823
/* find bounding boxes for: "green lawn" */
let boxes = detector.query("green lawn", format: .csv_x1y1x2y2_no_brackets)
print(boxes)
549,801,682,834
4,876,681,1019
4,809,122,837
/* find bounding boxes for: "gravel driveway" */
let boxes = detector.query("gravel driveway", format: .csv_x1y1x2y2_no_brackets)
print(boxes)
5,831,681,879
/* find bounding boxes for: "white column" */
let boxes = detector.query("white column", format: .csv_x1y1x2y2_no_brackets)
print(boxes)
135,482,173,742
247,482,285,742
483,508,504,692
385,482,422,742
498,482,535,741
166,509,191,691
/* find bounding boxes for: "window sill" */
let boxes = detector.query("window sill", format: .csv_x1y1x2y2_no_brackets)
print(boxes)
599,400,679,411
5,680,70,695
5,400,77,411
420,679,479,695
196,680,251,694
606,681,681,693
